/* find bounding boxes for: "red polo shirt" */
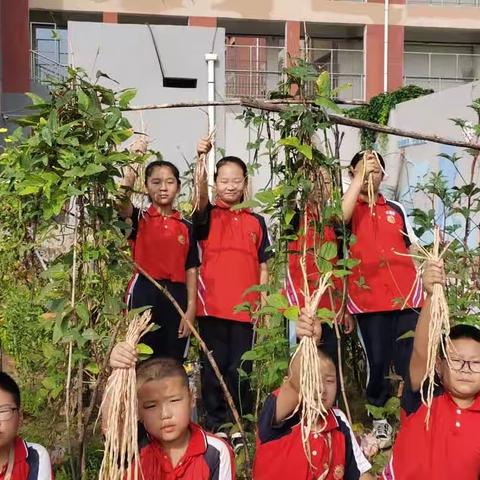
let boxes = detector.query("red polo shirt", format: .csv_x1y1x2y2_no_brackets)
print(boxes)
285,221,343,315
138,423,235,480
253,391,371,480
382,381,480,479
129,206,200,283
194,201,271,323
347,196,423,314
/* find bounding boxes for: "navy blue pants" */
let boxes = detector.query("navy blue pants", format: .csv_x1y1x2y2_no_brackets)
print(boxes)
356,308,419,407
198,316,254,432
128,274,189,361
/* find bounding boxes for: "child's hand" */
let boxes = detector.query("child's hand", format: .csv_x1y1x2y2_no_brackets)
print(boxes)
423,259,445,296
178,309,194,338
353,153,378,180
121,166,137,189
343,312,356,334
110,342,137,369
297,308,322,345
197,137,212,157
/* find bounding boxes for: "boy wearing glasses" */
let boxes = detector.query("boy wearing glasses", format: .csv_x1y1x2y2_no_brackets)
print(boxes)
0,372,52,479
382,261,480,479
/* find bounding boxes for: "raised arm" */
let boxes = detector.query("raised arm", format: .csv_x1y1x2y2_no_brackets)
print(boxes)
341,153,377,223
195,137,212,213
409,259,445,391
274,309,322,423
117,166,136,219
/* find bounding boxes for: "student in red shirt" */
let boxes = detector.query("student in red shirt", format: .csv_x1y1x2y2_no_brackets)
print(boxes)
253,309,373,480
285,172,355,361
118,161,200,360
342,150,423,447
108,344,235,480
0,373,53,480
382,261,480,479
194,139,271,442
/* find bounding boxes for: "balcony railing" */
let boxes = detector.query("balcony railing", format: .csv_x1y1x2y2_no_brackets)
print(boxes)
225,44,285,99
404,51,480,91
31,50,67,84
225,44,365,101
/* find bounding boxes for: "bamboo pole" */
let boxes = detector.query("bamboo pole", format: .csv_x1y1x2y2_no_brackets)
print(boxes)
123,98,480,151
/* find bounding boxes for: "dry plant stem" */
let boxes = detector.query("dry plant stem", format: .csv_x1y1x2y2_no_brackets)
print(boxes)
99,310,153,480
120,253,252,472
192,129,215,213
292,247,332,464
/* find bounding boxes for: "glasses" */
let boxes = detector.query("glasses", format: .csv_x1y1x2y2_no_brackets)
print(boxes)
0,408,18,422
450,358,480,374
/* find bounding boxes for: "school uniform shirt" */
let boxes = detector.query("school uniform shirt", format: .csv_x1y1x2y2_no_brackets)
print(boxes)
0,437,53,480
194,201,271,323
138,423,235,480
382,378,480,480
285,222,343,314
253,390,371,480
347,195,423,314
128,205,200,282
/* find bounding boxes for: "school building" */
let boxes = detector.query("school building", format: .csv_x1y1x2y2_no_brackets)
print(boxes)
1,0,479,234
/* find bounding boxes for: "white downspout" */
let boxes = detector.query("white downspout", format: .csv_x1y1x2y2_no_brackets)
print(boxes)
384,0,389,92
205,53,218,200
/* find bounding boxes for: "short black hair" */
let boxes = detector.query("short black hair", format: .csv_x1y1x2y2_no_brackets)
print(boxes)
350,150,385,172
317,346,336,368
0,373,21,408
136,356,189,389
214,156,248,181
450,324,480,343
145,160,181,186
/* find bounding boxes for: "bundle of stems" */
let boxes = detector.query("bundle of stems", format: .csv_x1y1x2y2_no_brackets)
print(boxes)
418,228,451,426
99,310,153,480
396,226,451,426
127,135,149,210
192,129,215,213
292,212,333,461
362,150,386,214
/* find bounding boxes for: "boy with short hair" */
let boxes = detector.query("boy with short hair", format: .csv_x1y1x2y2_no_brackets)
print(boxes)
382,260,480,479
342,150,423,446
253,312,374,480
109,343,235,479
0,372,52,479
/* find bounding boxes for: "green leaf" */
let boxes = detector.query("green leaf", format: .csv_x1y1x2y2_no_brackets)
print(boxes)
137,343,154,355
241,349,259,361
231,199,261,211
284,306,299,321
284,209,296,225
315,71,331,97
118,88,137,108
396,330,414,341
278,136,300,148
84,163,107,176
255,190,277,205
75,302,90,324
297,144,313,160
319,241,337,261
85,362,100,375
316,308,334,320
77,88,90,111
126,306,151,321
266,293,289,310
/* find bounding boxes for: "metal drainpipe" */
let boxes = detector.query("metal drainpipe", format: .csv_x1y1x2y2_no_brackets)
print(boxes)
384,0,389,92
205,53,218,200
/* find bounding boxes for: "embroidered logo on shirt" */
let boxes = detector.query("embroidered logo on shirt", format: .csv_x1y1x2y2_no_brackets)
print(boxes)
386,215,396,224
333,465,345,479
250,232,258,244
178,234,185,245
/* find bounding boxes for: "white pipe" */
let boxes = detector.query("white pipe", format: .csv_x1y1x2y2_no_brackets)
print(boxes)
384,0,389,92
205,53,218,200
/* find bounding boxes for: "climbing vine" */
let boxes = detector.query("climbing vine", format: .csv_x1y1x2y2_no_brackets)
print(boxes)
348,85,433,150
